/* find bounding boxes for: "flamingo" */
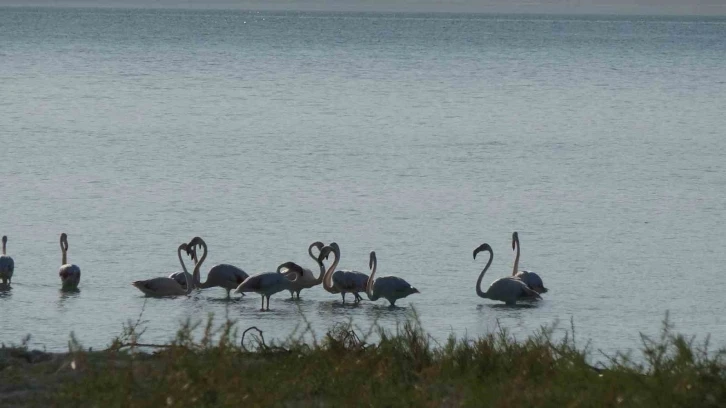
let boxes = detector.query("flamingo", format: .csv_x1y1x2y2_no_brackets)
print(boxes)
364,251,419,307
318,242,369,304
0,236,14,285
511,232,548,294
182,237,249,298
58,233,81,290
280,241,325,299
234,261,304,311
474,243,541,305
132,243,196,297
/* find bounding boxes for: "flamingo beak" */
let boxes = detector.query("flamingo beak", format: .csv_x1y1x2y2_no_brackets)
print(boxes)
412,288,420,294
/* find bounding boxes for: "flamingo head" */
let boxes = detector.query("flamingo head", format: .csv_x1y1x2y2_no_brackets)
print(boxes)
318,246,331,263
473,243,492,259
319,243,339,263
369,251,376,269
1,236,6,245
512,231,519,250
60,233,69,250
186,237,205,257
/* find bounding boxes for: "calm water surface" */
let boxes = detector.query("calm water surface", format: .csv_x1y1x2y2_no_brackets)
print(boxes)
1,8,725,358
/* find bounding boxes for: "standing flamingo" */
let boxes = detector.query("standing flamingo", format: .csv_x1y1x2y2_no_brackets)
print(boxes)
0,236,14,285
364,251,419,307
58,233,81,290
474,243,540,305
234,261,304,311
281,241,325,299
132,243,196,297
318,242,369,304
183,237,249,298
511,232,548,294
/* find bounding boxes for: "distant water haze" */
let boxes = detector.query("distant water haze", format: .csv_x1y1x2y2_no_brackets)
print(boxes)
1,7,725,357
1,0,726,14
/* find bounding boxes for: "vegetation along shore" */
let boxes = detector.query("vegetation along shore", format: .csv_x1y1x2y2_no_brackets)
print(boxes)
1,310,724,407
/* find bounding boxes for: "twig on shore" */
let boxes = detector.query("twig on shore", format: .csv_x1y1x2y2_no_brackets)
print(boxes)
111,343,176,350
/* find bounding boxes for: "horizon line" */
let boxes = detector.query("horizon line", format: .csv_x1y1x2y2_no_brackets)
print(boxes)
2,3,726,17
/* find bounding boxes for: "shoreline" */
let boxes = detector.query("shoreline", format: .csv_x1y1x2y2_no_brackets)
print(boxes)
2,316,724,406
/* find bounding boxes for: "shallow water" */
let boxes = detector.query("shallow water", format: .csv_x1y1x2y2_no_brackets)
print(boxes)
1,8,726,357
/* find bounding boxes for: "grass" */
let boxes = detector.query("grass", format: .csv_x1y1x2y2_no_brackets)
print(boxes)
1,310,725,407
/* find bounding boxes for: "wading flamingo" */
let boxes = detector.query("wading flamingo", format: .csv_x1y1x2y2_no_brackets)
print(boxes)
474,243,540,305
234,261,304,311
58,233,81,290
132,243,196,297
318,243,369,304
183,237,249,298
0,236,14,285
364,251,419,307
281,241,325,299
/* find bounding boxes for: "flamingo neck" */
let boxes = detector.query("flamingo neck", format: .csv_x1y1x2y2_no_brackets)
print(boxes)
512,239,520,276
310,247,325,285
476,251,493,299
1,239,5,256
365,254,377,300
177,245,189,274
61,241,67,265
322,249,340,293
191,241,208,293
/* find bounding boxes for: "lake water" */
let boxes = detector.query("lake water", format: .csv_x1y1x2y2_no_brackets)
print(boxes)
1,7,725,358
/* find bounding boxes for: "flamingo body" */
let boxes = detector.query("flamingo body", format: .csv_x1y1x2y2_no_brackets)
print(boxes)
132,276,189,297
282,242,325,299
332,270,369,303
369,274,419,306
0,236,13,285
235,262,302,311
0,256,12,285
203,263,249,296
133,242,196,297
58,233,81,289
481,276,539,304
514,270,548,294
172,263,249,297
59,264,81,289
283,266,317,295
169,271,193,288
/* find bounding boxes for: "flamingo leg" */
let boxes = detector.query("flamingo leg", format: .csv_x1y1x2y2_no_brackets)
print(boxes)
266,296,271,311
260,295,265,311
